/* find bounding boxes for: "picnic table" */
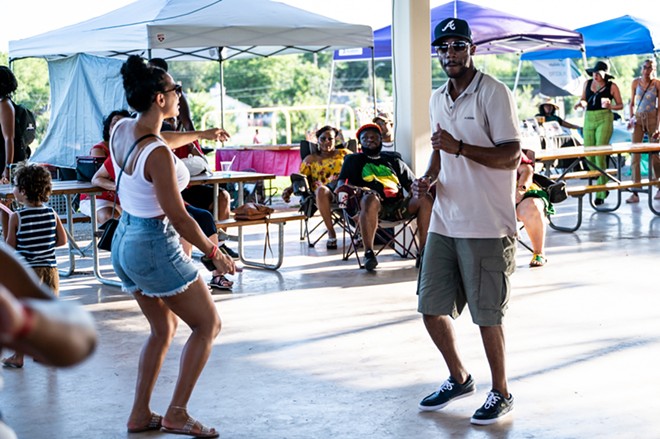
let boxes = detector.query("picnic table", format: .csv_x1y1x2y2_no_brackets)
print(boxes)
536,143,660,232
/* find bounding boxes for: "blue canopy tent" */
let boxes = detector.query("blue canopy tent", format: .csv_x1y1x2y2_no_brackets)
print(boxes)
331,0,584,99
521,15,660,61
333,0,584,61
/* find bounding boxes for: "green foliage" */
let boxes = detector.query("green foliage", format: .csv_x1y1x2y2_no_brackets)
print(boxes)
3,47,656,149
167,60,218,92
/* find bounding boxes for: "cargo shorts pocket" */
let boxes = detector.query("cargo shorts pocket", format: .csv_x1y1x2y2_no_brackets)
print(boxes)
478,257,510,311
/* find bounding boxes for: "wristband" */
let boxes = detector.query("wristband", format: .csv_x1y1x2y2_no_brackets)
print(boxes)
13,304,35,340
455,140,464,157
206,245,218,260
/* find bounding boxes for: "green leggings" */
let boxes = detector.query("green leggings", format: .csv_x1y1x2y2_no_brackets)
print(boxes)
583,109,614,199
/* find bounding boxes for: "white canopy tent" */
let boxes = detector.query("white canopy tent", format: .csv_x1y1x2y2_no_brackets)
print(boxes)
9,0,373,169
9,0,373,61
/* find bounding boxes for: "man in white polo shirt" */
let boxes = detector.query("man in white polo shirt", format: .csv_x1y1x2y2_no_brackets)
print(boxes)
413,17,521,425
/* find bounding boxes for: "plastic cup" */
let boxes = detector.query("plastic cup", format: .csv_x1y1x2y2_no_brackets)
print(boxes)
337,191,349,209
601,97,610,108
220,161,232,173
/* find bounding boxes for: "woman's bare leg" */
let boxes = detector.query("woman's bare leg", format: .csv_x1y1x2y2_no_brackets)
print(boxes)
161,277,222,434
127,293,178,431
316,186,335,239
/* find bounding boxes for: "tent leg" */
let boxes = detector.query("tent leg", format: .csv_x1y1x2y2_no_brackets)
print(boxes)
371,49,377,115
513,58,522,96
325,61,336,125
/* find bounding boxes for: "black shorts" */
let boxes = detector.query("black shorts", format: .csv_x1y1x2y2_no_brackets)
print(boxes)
181,185,213,211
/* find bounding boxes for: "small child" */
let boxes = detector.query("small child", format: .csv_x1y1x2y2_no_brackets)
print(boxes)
2,163,67,369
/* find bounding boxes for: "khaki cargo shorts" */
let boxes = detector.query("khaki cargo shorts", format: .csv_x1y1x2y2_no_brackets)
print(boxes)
417,232,516,326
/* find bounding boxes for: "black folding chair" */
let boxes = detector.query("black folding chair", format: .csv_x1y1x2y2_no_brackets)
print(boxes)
337,188,419,269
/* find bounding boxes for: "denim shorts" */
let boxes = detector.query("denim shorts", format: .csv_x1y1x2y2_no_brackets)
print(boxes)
111,212,200,297
417,232,516,326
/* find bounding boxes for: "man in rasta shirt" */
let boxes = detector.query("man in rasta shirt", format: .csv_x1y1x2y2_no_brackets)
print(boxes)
336,123,433,271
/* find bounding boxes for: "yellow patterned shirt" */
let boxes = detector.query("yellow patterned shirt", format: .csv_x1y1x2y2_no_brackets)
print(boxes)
299,148,351,189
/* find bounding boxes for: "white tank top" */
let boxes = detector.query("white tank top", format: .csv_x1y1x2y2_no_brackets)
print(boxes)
112,139,190,218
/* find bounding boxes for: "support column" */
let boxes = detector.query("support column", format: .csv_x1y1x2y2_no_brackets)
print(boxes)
392,0,432,175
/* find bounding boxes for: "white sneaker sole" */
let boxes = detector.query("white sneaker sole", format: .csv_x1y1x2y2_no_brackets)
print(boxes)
470,407,513,425
418,387,476,411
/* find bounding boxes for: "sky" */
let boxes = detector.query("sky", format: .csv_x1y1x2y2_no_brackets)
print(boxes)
1,0,653,54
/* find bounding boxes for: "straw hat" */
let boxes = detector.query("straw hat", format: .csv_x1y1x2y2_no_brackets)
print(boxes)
538,98,559,111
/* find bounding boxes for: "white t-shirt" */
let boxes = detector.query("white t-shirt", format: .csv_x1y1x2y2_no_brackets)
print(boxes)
429,71,520,239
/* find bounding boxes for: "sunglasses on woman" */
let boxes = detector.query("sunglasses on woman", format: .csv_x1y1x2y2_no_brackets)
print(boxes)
162,84,182,96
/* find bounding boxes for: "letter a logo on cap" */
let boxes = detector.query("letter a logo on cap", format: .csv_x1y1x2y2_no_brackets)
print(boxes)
442,20,456,32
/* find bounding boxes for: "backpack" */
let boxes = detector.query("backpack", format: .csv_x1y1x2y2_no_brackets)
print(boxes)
13,100,37,149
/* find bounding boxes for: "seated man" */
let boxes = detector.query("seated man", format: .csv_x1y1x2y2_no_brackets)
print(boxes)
336,123,433,271
516,151,552,267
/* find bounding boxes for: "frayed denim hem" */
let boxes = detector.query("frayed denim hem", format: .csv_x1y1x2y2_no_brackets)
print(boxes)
136,273,202,298
122,286,141,295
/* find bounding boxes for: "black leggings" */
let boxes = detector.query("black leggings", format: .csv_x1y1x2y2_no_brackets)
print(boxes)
185,204,216,237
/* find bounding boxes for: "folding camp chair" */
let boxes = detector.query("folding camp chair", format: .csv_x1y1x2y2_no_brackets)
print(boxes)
291,173,348,248
337,187,419,269
293,139,358,247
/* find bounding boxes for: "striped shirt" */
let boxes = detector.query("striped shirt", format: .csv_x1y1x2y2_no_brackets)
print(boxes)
15,206,58,268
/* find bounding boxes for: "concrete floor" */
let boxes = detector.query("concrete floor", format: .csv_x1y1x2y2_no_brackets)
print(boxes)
2,193,660,439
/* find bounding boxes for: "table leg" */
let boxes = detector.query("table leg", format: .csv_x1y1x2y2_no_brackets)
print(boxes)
91,195,121,287
58,194,76,277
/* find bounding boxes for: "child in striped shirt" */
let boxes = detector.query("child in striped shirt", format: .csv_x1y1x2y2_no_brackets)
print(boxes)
2,163,66,368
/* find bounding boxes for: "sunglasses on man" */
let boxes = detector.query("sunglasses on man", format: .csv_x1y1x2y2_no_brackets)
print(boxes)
435,41,470,55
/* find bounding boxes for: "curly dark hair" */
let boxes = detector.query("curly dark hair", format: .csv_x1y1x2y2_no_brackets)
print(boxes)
120,55,169,112
14,163,52,204
102,109,132,142
0,66,18,98
315,125,339,140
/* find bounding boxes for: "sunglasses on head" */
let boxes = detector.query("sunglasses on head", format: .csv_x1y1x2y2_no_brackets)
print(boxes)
435,41,470,54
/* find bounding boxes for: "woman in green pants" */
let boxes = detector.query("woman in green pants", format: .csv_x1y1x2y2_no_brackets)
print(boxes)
574,61,624,205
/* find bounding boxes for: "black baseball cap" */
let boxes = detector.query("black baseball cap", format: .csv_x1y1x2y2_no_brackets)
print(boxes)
432,18,472,46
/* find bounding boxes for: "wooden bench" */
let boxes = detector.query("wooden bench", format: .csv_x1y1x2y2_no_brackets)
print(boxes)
59,212,91,225
549,179,660,232
216,211,306,270
549,168,618,181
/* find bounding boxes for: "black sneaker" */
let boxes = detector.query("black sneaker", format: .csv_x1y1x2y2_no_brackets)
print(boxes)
219,244,239,260
363,249,378,271
418,375,476,411
470,390,514,425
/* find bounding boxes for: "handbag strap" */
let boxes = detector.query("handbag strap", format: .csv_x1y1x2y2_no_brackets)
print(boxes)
109,133,160,214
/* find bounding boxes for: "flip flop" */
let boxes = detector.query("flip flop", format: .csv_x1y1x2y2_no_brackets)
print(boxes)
127,413,163,433
529,253,547,268
2,361,23,369
2,355,24,369
161,417,219,438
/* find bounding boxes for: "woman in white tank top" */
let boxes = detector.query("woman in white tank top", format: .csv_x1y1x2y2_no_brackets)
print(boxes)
112,55,232,438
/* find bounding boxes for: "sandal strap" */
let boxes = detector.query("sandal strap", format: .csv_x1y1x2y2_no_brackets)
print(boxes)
176,417,194,434
148,413,163,428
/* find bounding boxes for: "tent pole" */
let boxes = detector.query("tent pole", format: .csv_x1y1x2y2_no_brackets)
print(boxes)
513,57,522,95
325,60,336,125
371,48,377,115
217,47,225,129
